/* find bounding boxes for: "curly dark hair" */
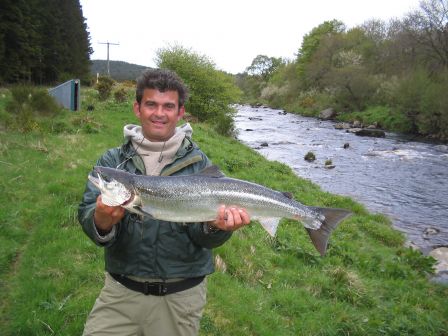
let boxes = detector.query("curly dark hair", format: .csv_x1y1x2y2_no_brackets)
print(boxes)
135,69,189,106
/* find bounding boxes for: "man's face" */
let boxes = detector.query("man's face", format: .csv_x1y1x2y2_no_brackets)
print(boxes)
133,89,185,142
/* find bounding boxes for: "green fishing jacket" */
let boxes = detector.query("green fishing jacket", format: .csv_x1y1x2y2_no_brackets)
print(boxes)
78,137,232,279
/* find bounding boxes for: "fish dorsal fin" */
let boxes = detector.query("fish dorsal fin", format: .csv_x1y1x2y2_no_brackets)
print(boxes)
282,192,294,199
195,165,225,178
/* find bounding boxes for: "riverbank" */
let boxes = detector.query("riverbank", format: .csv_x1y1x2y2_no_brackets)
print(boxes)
0,90,447,335
237,104,448,275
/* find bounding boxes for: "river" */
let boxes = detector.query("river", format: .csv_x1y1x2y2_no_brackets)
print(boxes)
234,105,448,251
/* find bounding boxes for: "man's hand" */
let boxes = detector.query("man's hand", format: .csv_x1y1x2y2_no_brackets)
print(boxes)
94,195,125,233
209,205,251,231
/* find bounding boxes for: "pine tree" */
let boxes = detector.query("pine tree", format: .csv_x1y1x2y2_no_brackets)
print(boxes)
0,0,92,84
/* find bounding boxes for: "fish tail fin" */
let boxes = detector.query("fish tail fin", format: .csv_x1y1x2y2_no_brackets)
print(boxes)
306,207,351,256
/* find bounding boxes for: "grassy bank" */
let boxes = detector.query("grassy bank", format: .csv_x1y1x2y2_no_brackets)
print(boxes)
0,88,447,335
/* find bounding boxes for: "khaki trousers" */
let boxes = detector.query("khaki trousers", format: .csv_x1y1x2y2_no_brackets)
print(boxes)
82,273,207,336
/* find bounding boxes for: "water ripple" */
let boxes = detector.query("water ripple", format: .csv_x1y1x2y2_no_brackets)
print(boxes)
235,105,448,249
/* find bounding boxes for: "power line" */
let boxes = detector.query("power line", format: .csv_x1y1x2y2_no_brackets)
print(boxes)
98,41,120,76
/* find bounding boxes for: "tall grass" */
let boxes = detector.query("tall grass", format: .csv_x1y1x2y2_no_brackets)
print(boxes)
0,88,446,335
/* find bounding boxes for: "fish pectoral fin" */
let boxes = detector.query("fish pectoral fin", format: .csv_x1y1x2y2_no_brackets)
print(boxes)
258,218,281,237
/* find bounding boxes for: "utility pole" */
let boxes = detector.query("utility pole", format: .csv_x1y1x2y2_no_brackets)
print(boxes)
98,41,120,76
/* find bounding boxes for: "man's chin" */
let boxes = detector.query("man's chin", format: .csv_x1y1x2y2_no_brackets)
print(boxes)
143,128,173,142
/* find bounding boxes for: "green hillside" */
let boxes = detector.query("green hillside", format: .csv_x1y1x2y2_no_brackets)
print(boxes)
90,60,151,81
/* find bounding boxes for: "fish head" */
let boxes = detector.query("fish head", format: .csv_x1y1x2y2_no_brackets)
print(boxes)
88,166,133,206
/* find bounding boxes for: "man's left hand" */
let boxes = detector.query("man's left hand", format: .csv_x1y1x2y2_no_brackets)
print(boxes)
209,205,251,231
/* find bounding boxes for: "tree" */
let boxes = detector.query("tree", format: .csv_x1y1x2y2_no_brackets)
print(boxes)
403,0,448,70
0,0,37,83
156,45,241,136
0,0,92,84
245,55,283,81
296,19,346,83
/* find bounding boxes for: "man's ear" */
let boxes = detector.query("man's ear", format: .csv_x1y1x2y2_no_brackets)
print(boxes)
177,106,185,121
133,101,140,118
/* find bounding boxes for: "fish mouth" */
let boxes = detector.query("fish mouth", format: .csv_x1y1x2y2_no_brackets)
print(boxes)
88,174,101,188
88,170,133,206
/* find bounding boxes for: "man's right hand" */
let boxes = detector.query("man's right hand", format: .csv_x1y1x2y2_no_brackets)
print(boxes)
94,195,125,233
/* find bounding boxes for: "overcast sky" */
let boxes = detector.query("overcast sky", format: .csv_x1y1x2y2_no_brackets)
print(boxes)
80,0,422,74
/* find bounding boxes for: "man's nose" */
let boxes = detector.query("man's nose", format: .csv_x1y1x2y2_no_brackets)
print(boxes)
154,105,164,116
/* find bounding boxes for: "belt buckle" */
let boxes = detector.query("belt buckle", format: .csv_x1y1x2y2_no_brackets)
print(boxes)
144,281,168,296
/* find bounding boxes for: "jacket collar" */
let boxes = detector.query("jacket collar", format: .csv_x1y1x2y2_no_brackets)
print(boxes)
120,136,196,175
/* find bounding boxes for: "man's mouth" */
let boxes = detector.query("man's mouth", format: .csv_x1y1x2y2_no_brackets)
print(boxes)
151,119,166,126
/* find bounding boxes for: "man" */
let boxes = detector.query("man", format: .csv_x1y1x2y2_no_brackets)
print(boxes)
78,69,251,335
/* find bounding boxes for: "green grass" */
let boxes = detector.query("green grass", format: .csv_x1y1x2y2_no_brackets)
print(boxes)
0,88,447,335
335,105,414,133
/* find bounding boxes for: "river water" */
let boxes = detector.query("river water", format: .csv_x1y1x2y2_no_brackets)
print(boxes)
234,105,448,251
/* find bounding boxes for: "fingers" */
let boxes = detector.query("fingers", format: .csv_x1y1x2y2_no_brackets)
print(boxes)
94,195,125,231
213,205,251,231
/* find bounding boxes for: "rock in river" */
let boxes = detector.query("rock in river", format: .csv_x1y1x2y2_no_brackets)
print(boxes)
355,129,386,138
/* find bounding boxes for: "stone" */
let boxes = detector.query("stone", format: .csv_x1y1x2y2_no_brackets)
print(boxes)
429,247,448,274
334,122,351,129
319,108,337,120
304,151,316,162
355,129,386,138
352,120,363,128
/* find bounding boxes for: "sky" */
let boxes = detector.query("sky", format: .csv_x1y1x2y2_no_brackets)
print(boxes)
79,0,422,75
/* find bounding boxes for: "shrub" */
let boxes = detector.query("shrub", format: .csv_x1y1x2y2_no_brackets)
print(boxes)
156,45,241,136
3,85,61,132
417,73,448,140
114,87,128,103
96,76,115,101
29,89,60,116
213,108,236,137
6,85,61,116
392,68,448,140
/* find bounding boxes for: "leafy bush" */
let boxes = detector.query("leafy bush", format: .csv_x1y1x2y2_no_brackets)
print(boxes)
96,76,115,101
6,85,60,116
30,90,61,116
391,68,448,140
156,45,241,136
113,87,129,103
325,67,379,112
417,72,448,139
3,85,61,132
213,109,236,137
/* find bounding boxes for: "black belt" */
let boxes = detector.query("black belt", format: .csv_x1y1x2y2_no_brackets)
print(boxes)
110,273,205,296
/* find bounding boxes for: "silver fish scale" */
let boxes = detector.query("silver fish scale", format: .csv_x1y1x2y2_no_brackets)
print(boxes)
131,175,321,226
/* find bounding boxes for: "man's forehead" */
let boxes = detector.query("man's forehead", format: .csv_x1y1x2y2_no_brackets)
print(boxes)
142,88,179,99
